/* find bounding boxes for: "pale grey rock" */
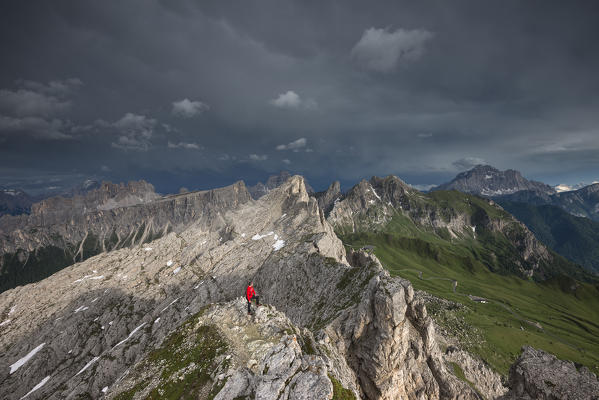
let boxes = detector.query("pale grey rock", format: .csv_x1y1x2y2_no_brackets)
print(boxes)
501,346,599,400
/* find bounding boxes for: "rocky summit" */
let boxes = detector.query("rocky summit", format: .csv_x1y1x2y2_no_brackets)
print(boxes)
0,176,596,399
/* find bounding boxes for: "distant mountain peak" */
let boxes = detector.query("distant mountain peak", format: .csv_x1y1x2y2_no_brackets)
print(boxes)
433,165,555,197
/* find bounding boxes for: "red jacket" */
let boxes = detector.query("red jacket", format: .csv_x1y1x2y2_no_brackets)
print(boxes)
246,285,255,301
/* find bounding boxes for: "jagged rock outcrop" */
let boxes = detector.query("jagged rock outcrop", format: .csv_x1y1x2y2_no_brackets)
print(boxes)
0,176,482,399
315,181,341,217
0,180,252,293
248,171,315,199
500,346,599,400
432,165,556,197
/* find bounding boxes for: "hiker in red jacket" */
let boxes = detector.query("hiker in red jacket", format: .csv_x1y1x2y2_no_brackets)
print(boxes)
246,281,260,314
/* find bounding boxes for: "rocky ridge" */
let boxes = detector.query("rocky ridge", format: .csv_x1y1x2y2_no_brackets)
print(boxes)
0,176,482,399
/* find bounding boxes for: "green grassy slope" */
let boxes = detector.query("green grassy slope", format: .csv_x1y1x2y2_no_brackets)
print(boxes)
498,201,599,275
340,213,599,376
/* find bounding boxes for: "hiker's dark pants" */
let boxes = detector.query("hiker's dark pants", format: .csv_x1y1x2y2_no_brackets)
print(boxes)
247,295,260,313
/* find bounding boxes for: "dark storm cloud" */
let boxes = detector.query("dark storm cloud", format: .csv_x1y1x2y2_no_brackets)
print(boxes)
1,0,598,194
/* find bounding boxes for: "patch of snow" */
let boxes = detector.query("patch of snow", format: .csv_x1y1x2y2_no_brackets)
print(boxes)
201,240,207,245
112,323,147,349
154,317,160,324
485,175,493,179
93,317,99,322
241,233,246,237
274,234,278,240
68,350,72,354
471,226,476,233
73,275,93,283
91,297,99,303
75,356,100,376
166,260,173,267
252,231,274,240
74,306,89,313
73,275,103,283
9,306,16,315
273,239,285,251
0,319,10,326
144,247,153,251
368,200,375,205
93,270,97,273
161,298,180,313
370,185,381,200
280,213,287,219
173,267,181,274
10,343,45,374
102,386,108,394
101,326,105,330
20,376,51,399
109,321,113,325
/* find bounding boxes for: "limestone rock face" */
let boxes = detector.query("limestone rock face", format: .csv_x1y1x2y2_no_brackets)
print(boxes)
326,250,479,400
501,346,599,400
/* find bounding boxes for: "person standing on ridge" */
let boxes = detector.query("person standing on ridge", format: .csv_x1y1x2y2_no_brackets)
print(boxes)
246,281,260,314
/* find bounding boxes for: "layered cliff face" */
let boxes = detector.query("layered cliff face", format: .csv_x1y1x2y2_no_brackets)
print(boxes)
0,180,252,293
0,176,483,399
327,175,562,280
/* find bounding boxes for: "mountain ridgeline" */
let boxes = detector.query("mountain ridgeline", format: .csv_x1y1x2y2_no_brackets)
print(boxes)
0,180,252,293
328,175,588,281
433,164,599,222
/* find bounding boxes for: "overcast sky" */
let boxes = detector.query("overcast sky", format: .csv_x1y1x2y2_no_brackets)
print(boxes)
1,0,598,194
